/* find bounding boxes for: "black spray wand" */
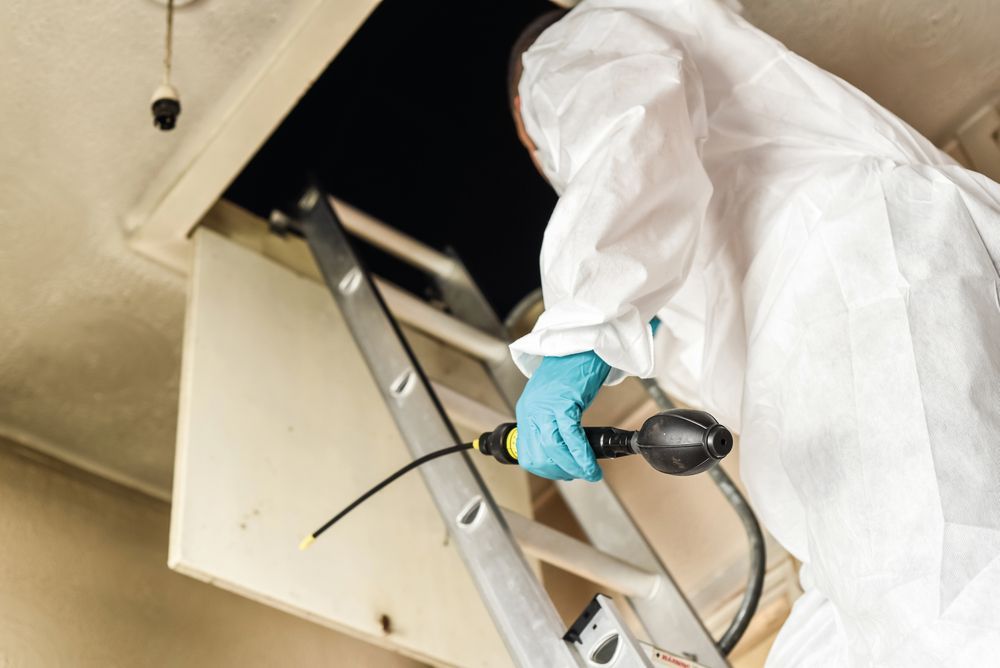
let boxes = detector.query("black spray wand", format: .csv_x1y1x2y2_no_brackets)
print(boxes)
300,408,732,549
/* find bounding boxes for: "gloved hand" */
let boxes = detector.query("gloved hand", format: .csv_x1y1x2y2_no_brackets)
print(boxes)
514,351,611,482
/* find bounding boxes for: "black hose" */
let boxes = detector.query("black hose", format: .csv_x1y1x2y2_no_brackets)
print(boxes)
708,465,766,653
639,378,765,656
303,442,473,546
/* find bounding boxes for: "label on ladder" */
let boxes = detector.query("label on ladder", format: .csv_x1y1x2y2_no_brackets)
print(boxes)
566,594,716,667
641,643,710,668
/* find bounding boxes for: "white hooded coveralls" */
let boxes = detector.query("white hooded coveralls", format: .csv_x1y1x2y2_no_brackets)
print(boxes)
509,1,1000,665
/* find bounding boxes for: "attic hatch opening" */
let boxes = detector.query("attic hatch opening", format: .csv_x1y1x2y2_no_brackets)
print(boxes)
220,0,560,317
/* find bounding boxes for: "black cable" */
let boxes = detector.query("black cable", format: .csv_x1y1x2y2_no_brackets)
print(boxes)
300,442,473,549
708,465,766,654
164,0,175,85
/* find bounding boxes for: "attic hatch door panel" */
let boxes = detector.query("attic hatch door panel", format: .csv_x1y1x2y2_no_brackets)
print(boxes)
169,227,528,667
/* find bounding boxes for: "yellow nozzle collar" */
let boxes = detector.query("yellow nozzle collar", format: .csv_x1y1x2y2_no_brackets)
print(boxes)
506,428,518,460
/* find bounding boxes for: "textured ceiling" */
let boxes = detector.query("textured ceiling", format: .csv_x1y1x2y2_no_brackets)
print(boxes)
0,0,317,496
0,0,997,497
741,0,1000,142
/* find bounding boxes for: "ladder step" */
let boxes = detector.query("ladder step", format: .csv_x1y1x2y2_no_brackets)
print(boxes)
332,195,458,278
374,277,509,363
503,509,660,599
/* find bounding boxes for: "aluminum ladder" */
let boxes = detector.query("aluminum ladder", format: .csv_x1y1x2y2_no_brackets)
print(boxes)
274,186,747,668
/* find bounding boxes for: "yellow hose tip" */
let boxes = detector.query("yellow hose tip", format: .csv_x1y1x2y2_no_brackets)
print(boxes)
299,535,316,551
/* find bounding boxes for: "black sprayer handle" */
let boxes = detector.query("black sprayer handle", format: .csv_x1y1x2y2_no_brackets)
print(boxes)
474,424,635,465
303,410,731,549
583,427,637,459
474,409,732,477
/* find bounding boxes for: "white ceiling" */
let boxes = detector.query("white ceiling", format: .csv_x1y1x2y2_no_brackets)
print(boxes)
0,0,996,497
0,0,322,495
742,0,1000,142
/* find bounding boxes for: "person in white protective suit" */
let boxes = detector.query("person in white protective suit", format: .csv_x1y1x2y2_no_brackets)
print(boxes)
506,1,1000,665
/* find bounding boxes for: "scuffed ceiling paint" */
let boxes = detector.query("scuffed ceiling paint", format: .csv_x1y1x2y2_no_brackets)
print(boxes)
0,0,996,496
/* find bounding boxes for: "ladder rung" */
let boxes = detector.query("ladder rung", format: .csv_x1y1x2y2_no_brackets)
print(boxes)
432,381,513,432
504,509,661,599
297,189,732,667
298,191,584,667
374,277,510,364
331,196,459,278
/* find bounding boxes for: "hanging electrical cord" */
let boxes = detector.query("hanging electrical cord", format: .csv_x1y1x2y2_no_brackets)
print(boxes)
299,442,473,550
151,0,182,130
164,0,174,84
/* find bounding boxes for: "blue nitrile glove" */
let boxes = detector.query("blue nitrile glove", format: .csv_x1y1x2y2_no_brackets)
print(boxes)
514,351,611,482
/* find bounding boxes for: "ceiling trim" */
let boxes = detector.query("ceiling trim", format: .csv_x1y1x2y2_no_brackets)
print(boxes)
126,0,381,274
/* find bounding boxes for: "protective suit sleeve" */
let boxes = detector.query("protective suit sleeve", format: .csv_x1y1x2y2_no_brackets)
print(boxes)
509,6,713,385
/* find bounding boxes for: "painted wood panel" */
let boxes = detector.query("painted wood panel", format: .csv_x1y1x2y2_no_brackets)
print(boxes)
170,228,531,667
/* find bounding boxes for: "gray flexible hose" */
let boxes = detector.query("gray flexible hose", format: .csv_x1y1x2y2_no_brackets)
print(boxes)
640,378,765,656
504,292,765,653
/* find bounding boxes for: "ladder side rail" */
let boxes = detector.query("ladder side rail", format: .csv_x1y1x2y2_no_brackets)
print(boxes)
331,195,459,279
424,245,730,667
328,195,526,370
556,481,729,667
295,190,583,668
317,196,729,665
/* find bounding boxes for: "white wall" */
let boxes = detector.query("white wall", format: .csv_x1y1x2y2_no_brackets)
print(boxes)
0,438,425,668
